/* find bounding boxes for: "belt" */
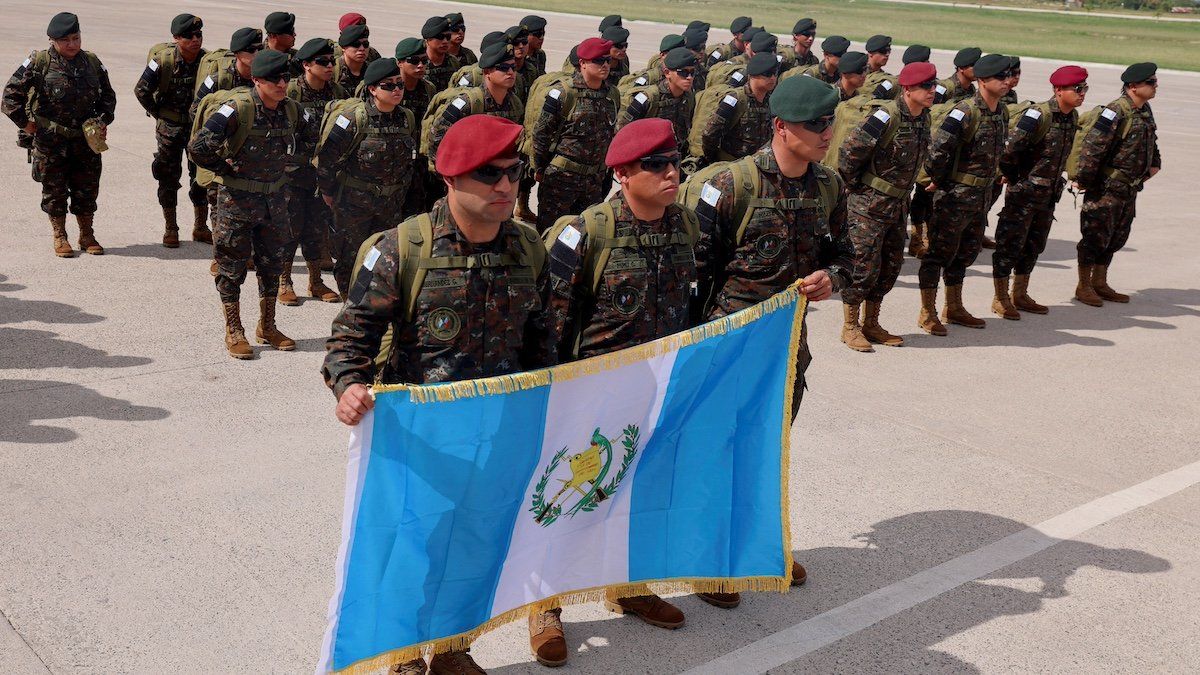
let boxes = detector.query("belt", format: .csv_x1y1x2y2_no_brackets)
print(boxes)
948,170,994,188
1102,166,1142,189
746,197,820,211
34,115,82,138
418,252,523,270
213,174,289,194
550,155,604,176
861,172,910,199
592,232,691,248
337,173,407,197
156,108,185,124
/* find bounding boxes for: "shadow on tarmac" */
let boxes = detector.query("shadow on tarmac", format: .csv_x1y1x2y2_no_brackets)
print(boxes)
0,378,169,444
103,242,215,260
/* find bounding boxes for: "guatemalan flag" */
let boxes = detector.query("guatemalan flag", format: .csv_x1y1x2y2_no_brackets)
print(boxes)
318,286,807,673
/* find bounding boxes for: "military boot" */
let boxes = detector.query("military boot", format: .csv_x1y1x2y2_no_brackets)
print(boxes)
1092,264,1130,303
604,590,685,629
1074,264,1103,307
223,302,254,360
50,215,74,258
277,260,300,306
515,191,537,223
943,285,986,328
792,560,808,586
76,214,104,254
697,591,741,609
255,297,296,351
907,223,928,258
918,288,947,336
990,277,1020,320
192,204,212,244
162,207,180,248
308,264,341,303
862,300,904,346
840,303,874,352
528,608,568,667
1012,274,1048,314
428,649,485,675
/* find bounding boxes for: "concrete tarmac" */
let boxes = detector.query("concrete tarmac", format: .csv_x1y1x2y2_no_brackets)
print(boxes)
1,1,1198,673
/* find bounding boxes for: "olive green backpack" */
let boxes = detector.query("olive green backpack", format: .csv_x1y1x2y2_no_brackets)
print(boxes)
915,98,1006,187
190,88,299,188
419,86,486,165
823,95,901,171
313,97,416,194
1066,98,1134,183
194,49,236,96
686,84,748,161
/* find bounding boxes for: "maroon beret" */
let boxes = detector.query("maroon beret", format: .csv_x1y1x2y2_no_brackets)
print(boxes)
1050,65,1088,87
605,118,676,169
898,62,937,87
577,38,613,61
436,116,522,178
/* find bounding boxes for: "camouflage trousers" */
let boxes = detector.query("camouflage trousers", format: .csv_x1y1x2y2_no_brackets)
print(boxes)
152,119,206,209
918,184,989,289
407,163,445,215
33,136,101,217
284,186,332,264
212,187,290,303
842,193,907,306
536,164,606,233
992,192,1054,278
331,201,403,295
1077,180,1136,266
909,186,932,226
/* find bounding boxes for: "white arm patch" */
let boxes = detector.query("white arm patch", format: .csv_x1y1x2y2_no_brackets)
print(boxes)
1024,108,1042,120
557,225,582,250
633,92,648,104
935,84,946,95
721,94,738,107
21,58,31,68
700,182,721,207
711,49,722,59
1101,108,1117,121
303,109,311,121
362,247,381,271
335,114,351,129
148,60,159,72
881,80,893,90
217,104,235,118
776,54,783,63
948,109,966,122
203,75,214,89
635,76,647,86
871,109,891,123
457,76,470,86
730,72,745,84
452,98,467,109
548,89,562,100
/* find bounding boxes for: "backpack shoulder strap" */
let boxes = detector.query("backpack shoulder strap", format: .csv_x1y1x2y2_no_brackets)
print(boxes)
400,214,436,322
467,86,486,115
729,157,761,246
33,50,50,77
513,221,547,277
811,163,843,223
225,91,257,157
575,203,619,296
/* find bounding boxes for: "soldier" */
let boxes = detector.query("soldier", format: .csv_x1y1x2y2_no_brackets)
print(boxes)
780,18,819,71
336,13,382,63
836,62,935,351
1072,62,1160,306
706,16,752,68
530,37,621,232
861,35,897,100
602,26,631,88
917,53,1011,335
395,38,438,215
134,13,210,248
983,56,1024,251
523,15,549,76
786,36,849,84
445,13,477,66
192,27,258,117
324,116,550,675
334,24,370,92
939,48,980,104
835,52,868,101
279,38,344,306
616,48,697,163
902,44,931,66
990,65,1086,319
315,58,417,296
3,12,116,257
422,17,458,92
428,44,524,164
707,30,776,90
264,12,297,60
680,29,710,92
188,50,316,359
691,53,779,168
506,25,540,103
638,34,685,81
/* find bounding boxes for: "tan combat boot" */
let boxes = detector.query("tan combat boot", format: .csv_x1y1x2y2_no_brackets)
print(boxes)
162,207,180,248
792,560,808,586
840,303,874,352
943,284,986,328
256,297,296,351
515,190,537,223
697,590,741,609
907,223,928,258
192,204,213,243
278,260,300,306
50,215,74,258
918,287,947,336
528,608,568,667
1092,264,1130,303
604,590,685,629
428,650,485,675
308,264,341,303
223,302,254,360
1012,274,1048,314
76,214,104,254
862,300,904,346
1074,264,1103,307
991,276,1020,320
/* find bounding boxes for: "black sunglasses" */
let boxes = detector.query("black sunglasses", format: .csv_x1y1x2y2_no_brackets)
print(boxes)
1071,84,1089,94
404,55,428,66
435,32,452,41
178,31,202,40
915,79,938,90
587,56,611,66
992,69,1013,80
1009,69,1021,76
492,62,517,72
244,44,263,54
801,115,835,133
375,81,403,91
350,39,370,49
672,68,696,78
512,37,529,46
875,47,891,55
1143,78,1158,86
639,153,681,174
312,56,334,67
612,42,628,50
470,161,524,185
449,24,465,32
529,30,545,38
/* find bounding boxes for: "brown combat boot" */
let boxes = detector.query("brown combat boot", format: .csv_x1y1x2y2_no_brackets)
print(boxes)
604,590,684,629
840,303,874,352
308,264,341,302
862,300,904,346
255,297,296,351
991,277,1020,320
528,608,568,667
223,302,254,360
76,214,104,254
907,223,928,258
918,288,947,336
792,560,808,586
515,191,537,223
1074,264,1103,307
50,215,74,258
192,204,213,243
162,207,180,248
389,659,427,674
1092,264,1130,303
943,284,986,329
428,649,485,675
278,260,300,306
697,591,741,609
1012,274,1048,314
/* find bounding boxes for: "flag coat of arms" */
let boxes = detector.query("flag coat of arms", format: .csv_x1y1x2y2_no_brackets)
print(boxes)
319,287,806,673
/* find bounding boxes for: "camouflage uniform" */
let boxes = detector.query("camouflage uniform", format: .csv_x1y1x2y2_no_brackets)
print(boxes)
697,84,773,165
530,49,547,76
450,46,478,67
789,61,838,84
1073,94,1159,266
693,146,852,413
399,78,440,214
428,86,524,163
191,61,252,117
134,46,206,209
918,94,1007,289
531,72,618,231
544,194,696,359
778,46,817,72
322,199,553,398
316,99,416,294
425,54,459,92
615,79,693,159
335,58,366,93
516,60,539,104
910,75,973,234
285,77,345,275
993,98,1076,278
2,47,116,218
606,57,630,88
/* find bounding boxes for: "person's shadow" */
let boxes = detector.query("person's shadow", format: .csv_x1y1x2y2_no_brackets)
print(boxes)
0,378,169,443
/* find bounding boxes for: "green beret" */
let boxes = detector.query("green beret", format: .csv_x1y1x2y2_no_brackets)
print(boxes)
394,38,425,60
602,27,630,44
974,53,1009,79
821,36,850,57
687,20,711,32
731,17,753,34
664,47,697,70
953,47,982,68
364,57,400,86
1009,56,1021,70
171,14,202,37
660,34,685,53
47,12,80,39
340,24,369,48
742,27,763,43
1121,61,1157,83
505,25,529,42
682,29,708,51
422,17,450,39
251,50,290,79
445,13,465,29
792,18,816,35
481,31,506,51
264,12,295,35
771,75,839,122
480,43,516,69
747,52,780,77
750,32,777,53
521,15,547,31
903,44,930,64
865,34,892,53
599,15,622,32
838,51,868,75
231,27,263,53
296,38,333,62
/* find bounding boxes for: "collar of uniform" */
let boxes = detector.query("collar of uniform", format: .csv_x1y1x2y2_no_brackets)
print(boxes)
431,200,518,250
656,78,674,97
754,146,817,187
611,192,671,228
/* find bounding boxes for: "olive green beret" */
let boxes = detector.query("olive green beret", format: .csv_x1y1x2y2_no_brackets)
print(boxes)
660,34,685,53
750,32,777,53
480,31,506,51
445,13,465,28
953,47,982,68
231,27,263,53
903,44,931,64
504,25,529,42
742,27,763,43
821,36,850,57
421,17,450,39
364,57,400,86
687,20,711,32
839,52,868,75
250,49,290,79
521,15,547,31
664,47,697,70
864,35,891,53
771,75,839,122
1121,61,1157,83
394,38,425,60
339,24,369,48
264,12,295,35
602,26,630,44
793,18,816,35
599,15,622,32
480,43,516,69
682,29,708,51
47,12,80,39
1009,56,1021,70
974,53,1010,79
171,14,202,37
296,37,333,62
747,52,779,77
731,17,753,34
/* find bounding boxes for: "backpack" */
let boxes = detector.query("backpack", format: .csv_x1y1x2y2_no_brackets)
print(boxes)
823,95,900,171
1005,100,1054,144
449,64,483,89
315,97,415,174
420,86,483,157
190,87,299,188
146,43,177,98
617,69,654,91
518,74,620,160
195,49,236,96
915,98,1004,186
686,84,747,160
1066,98,1134,184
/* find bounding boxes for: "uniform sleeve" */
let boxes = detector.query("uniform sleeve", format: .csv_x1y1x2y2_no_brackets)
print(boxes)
1148,109,1161,171
295,105,320,165
615,89,650,131
999,108,1040,181
691,170,737,320
822,179,854,292
133,58,161,116
430,94,470,160
190,73,217,119
322,233,405,400
316,111,358,196
188,100,238,174
1074,106,1118,187
1,52,39,128
837,112,886,184
520,251,558,369
923,104,968,185
95,57,117,124
700,91,739,163
543,216,590,362
531,87,566,171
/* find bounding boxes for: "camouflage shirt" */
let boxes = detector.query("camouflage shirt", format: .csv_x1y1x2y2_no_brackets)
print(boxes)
606,56,630,88
315,99,416,210
191,62,252,118
400,77,437,146
429,85,524,163
286,76,346,190
779,46,818,72
1073,94,1160,189
838,100,930,219
544,194,696,360
530,72,618,171
133,46,203,122
425,53,459,92
936,75,974,105
3,48,117,130
924,93,1007,189
789,60,838,84
1000,89,1019,106
530,49,547,76
450,46,478,67
999,97,1077,206
699,84,773,164
322,200,553,399
335,57,366,93
616,79,694,157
